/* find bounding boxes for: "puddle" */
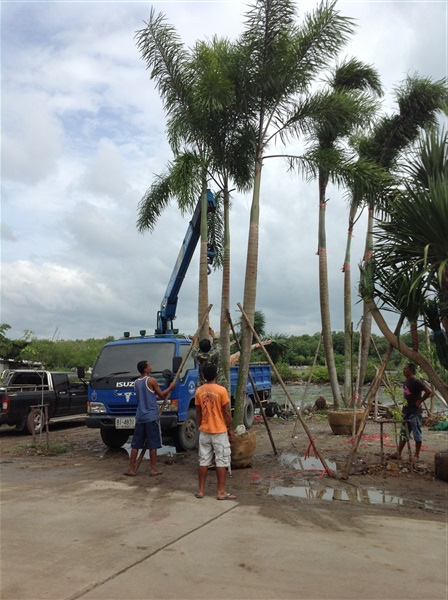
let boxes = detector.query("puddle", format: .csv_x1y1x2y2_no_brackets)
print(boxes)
269,452,436,511
269,483,435,510
279,452,340,473
122,443,177,459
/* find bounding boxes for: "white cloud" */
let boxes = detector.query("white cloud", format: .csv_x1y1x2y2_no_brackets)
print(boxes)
2,93,64,184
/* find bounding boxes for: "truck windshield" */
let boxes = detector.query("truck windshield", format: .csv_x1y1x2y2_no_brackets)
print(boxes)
91,342,175,380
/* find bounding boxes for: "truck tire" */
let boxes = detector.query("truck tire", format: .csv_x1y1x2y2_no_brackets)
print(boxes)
173,408,199,452
100,428,130,449
26,408,43,435
243,397,255,429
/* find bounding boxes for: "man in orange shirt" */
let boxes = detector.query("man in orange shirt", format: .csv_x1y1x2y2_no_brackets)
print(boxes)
194,363,235,500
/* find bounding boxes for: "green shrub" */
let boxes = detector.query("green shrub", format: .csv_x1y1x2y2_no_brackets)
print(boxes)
273,362,301,383
310,365,329,383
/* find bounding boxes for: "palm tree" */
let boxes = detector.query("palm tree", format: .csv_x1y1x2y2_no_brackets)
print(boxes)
191,37,255,391
300,58,382,408
135,14,255,353
135,10,218,336
232,0,355,426
353,75,447,397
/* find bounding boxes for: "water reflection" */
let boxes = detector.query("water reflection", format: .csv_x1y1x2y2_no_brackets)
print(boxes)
280,452,342,473
269,483,434,509
122,443,177,459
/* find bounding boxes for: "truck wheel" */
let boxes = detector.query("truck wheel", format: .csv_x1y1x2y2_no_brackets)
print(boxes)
100,428,130,449
26,408,43,435
173,408,199,452
243,397,255,429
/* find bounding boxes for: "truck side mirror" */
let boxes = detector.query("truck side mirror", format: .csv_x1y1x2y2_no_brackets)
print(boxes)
172,356,182,374
77,366,85,379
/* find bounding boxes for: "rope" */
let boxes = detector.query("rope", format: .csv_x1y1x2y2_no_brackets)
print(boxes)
304,437,318,459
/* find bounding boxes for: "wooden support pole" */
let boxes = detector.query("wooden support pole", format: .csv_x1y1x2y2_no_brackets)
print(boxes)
134,305,213,472
226,309,277,456
237,303,334,478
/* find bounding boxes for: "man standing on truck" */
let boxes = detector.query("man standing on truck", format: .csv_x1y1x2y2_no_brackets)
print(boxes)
124,361,175,477
194,363,236,500
192,326,224,386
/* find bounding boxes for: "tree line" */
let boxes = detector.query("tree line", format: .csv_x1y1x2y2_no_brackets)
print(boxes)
3,322,445,390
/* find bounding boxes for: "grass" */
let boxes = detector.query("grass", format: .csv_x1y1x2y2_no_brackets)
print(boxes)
11,441,72,457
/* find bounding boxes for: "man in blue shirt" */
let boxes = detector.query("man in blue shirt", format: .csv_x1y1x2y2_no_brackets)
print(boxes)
124,360,174,477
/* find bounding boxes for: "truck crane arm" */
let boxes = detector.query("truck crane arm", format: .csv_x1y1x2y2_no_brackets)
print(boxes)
156,189,216,336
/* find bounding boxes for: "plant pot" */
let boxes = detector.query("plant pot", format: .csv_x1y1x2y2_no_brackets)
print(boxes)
434,451,448,482
327,410,364,436
230,430,256,469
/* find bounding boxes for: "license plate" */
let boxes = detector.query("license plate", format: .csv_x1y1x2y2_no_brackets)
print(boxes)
115,417,135,429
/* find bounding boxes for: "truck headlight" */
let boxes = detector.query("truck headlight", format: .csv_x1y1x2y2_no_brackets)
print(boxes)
88,402,107,414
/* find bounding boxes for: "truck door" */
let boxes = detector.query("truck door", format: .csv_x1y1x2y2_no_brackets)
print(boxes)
52,374,71,416
68,379,88,415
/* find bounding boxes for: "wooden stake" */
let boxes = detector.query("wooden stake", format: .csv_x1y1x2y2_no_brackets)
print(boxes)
226,309,277,455
237,303,334,478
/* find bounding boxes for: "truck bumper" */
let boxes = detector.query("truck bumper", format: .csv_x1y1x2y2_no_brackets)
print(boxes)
85,415,115,429
86,414,179,430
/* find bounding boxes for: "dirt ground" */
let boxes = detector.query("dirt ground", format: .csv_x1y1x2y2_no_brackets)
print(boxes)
1,410,447,521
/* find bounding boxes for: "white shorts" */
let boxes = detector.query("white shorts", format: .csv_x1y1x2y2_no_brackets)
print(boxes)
198,431,231,468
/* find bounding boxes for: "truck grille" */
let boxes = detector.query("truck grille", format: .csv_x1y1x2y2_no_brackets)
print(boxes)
108,405,136,415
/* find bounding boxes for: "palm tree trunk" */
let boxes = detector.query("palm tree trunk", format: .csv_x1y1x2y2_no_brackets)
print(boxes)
342,203,357,406
318,172,342,408
198,176,210,337
233,158,262,427
219,184,231,394
356,206,374,398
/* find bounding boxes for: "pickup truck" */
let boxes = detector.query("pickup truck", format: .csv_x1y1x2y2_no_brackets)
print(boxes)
86,334,271,451
0,369,88,434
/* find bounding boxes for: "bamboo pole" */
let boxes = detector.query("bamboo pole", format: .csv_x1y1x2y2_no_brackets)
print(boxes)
237,303,334,477
226,309,277,455
134,304,213,472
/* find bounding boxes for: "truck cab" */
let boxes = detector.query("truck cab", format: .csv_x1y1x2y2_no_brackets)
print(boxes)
86,335,198,449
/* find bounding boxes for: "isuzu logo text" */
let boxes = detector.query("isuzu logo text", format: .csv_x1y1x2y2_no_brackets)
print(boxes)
115,381,135,388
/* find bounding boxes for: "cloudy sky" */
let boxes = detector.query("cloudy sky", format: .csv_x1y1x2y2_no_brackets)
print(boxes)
1,0,446,342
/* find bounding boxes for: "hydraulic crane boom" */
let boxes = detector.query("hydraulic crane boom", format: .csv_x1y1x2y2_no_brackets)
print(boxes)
155,189,216,335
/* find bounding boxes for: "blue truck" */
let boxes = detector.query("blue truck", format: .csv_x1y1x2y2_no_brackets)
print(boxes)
85,191,271,451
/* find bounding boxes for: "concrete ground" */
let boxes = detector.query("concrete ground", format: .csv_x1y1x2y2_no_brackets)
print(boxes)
1,458,446,600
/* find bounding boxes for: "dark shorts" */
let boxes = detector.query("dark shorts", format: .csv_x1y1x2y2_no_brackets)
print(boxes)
131,420,162,450
400,413,423,443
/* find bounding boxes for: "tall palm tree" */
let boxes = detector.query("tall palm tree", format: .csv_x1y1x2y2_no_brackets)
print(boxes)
232,0,355,425
192,36,255,391
301,58,382,408
136,10,221,335
353,75,447,397
135,14,254,350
